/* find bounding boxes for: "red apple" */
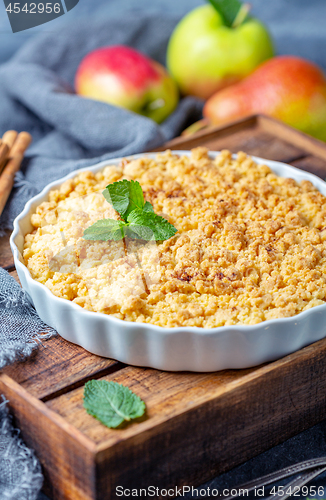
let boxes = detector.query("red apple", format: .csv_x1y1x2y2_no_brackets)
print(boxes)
75,45,179,124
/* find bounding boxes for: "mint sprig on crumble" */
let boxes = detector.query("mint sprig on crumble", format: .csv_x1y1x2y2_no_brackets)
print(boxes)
83,179,177,242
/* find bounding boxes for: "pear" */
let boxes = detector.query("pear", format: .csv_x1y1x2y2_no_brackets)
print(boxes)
203,56,326,141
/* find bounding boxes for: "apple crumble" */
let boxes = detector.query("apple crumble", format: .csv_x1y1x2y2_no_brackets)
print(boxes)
23,148,326,328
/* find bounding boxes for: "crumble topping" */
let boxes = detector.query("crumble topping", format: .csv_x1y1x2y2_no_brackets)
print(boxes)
23,148,326,328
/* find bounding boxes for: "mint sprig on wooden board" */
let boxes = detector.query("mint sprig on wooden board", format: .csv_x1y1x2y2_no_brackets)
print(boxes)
83,380,146,429
83,179,177,242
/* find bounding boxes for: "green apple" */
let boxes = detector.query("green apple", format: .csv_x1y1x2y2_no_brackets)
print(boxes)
167,2,274,99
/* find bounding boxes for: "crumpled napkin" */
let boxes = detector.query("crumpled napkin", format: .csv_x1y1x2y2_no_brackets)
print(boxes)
0,268,56,369
0,397,43,500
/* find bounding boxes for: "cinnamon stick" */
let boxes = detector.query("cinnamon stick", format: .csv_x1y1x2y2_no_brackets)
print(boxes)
0,131,32,217
0,142,10,175
9,131,32,158
2,130,18,150
0,154,24,216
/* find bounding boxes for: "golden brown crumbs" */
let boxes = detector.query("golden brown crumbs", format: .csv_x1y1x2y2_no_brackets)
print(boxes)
23,148,326,328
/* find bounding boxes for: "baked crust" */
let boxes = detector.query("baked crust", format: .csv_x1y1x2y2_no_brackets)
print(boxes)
23,148,326,328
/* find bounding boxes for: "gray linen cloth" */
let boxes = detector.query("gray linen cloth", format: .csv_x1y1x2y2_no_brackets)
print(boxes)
0,397,43,500
0,270,56,369
0,11,202,500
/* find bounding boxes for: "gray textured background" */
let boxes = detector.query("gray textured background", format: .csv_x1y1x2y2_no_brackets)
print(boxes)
0,0,325,499
0,0,326,69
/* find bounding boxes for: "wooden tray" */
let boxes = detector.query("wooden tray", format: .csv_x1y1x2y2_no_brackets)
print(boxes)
2,115,326,500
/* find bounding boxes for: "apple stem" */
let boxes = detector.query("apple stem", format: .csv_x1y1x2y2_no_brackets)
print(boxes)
232,3,251,28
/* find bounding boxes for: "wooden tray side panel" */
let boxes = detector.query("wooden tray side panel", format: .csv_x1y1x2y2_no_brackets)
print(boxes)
0,375,96,500
2,335,121,401
46,340,326,499
290,155,326,179
161,115,326,167
161,130,304,163
94,340,326,499
258,115,326,161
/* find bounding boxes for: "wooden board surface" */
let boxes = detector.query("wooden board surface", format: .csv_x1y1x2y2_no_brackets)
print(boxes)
2,115,326,500
161,115,326,163
0,230,14,269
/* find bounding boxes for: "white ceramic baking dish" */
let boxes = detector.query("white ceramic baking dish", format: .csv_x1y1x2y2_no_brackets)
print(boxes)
10,151,326,372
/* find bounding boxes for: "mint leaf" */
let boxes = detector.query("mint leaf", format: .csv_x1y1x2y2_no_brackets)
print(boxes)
83,380,146,429
127,208,177,241
143,201,154,213
124,180,145,218
83,219,126,241
103,180,130,217
126,224,155,241
207,0,250,28
83,180,177,242
103,179,145,220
